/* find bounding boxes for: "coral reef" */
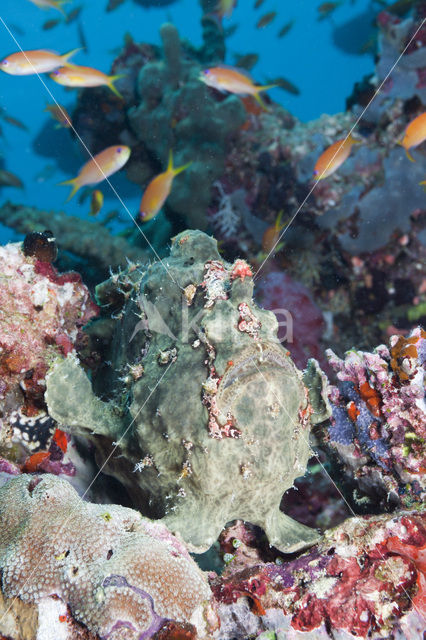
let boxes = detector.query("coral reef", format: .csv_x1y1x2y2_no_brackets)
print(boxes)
46,230,330,553
71,20,245,230
212,511,426,639
0,473,216,640
324,327,426,510
0,201,149,277
0,239,98,476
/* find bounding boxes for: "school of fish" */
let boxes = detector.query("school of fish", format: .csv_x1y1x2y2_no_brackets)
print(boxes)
0,0,424,223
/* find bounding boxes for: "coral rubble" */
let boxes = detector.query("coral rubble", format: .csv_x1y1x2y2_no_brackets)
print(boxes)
46,230,330,553
0,474,216,640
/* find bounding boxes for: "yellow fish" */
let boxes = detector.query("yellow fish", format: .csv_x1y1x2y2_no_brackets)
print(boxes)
0,48,80,75
200,66,277,107
27,0,69,15
262,211,285,254
59,145,131,201
139,150,191,222
399,112,426,162
90,189,104,216
50,65,124,98
216,0,237,18
313,134,360,180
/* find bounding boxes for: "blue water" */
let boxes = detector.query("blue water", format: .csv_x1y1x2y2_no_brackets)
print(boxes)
0,0,375,236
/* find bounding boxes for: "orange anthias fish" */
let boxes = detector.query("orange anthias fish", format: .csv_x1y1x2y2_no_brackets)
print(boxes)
27,0,69,15
50,65,124,98
90,189,104,216
140,150,191,222
200,66,277,107
313,134,360,180
59,145,131,201
45,103,72,128
0,48,80,75
399,112,426,161
262,210,285,253
216,0,237,18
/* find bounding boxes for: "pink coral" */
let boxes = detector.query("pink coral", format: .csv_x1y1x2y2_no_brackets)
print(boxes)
212,512,425,638
0,241,98,468
256,270,325,368
326,327,426,508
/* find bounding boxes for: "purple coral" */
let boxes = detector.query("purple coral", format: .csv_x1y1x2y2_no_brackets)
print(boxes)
325,327,426,507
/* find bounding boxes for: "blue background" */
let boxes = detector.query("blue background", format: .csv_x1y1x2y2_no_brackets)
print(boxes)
0,0,375,236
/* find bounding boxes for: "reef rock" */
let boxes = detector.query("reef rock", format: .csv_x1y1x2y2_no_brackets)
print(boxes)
0,239,98,476
325,327,426,509
212,511,426,639
46,230,331,553
0,474,216,640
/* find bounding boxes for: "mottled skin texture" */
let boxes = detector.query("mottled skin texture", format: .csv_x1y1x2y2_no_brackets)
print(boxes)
47,231,329,553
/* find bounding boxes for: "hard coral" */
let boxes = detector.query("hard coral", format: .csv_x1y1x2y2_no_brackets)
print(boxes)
212,511,426,639
325,327,426,509
46,230,330,554
0,474,215,640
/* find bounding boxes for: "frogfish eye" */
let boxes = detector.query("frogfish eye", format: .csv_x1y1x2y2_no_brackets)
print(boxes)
116,147,122,153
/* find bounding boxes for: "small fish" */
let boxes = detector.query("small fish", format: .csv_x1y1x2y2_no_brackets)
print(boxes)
0,170,24,188
1,114,28,130
106,0,126,10
399,112,426,162
42,18,61,29
140,150,191,222
277,20,294,38
200,66,277,107
233,53,259,71
264,75,300,95
45,103,72,128
59,145,131,200
35,164,57,183
90,189,104,216
0,48,80,75
27,0,69,16
77,20,89,52
262,211,285,253
224,23,239,38
317,2,342,20
21,450,50,473
256,11,277,29
216,0,237,18
65,5,83,23
254,0,265,8
313,134,360,180
50,65,124,98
